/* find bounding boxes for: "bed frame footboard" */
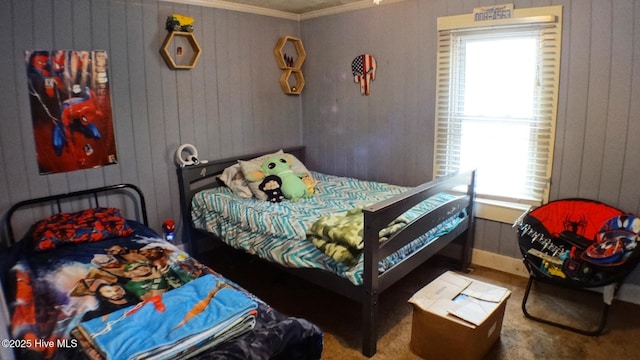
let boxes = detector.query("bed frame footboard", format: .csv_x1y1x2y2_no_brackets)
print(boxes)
360,170,476,356
176,147,476,357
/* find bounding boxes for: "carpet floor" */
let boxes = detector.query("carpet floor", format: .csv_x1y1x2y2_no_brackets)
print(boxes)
200,247,640,360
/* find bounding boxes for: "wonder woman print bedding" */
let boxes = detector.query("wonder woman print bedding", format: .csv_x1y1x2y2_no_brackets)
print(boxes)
1,219,322,360
191,171,466,285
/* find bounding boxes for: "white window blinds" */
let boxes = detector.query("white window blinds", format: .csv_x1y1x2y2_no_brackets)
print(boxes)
434,6,562,206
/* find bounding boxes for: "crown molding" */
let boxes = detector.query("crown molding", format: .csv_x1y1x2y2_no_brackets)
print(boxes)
299,0,377,20
159,0,301,21
300,0,405,20
159,0,407,21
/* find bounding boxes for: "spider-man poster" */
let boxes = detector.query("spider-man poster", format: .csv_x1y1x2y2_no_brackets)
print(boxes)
25,50,118,174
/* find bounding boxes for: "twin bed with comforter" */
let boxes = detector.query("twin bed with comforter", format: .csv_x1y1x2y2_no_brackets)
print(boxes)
177,146,477,357
1,184,323,360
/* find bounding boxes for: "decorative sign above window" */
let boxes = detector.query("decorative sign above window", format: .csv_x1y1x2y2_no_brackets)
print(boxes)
473,4,513,21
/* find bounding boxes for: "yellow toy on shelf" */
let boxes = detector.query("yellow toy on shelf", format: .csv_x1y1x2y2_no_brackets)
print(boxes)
166,14,194,32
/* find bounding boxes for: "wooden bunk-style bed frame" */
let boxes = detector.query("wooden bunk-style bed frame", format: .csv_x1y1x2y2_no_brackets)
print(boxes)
177,146,476,357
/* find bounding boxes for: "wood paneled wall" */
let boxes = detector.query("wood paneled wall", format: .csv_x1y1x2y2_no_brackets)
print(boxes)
300,0,640,284
1,0,638,287
0,0,302,239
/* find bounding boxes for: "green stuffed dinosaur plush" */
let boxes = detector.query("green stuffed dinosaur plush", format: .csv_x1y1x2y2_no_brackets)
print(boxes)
246,155,312,201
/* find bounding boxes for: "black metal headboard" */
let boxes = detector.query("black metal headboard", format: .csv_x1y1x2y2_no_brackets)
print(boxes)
176,146,305,254
4,184,147,246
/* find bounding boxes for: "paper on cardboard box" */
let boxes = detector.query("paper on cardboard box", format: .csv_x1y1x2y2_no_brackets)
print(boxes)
408,271,510,328
449,294,499,326
461,280,509,302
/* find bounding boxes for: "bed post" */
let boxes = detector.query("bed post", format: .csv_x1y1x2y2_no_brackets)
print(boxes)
362,211,380,357
362,292,378,357
176,167,197,256
461,170,477,272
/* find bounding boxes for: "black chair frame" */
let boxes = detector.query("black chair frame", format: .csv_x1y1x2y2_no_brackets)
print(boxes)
521,272,619,336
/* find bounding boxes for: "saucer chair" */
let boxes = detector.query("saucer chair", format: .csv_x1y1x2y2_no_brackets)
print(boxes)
514,199,640,335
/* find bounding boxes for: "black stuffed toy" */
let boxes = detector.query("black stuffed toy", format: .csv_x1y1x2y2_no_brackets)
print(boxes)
259,175,285,203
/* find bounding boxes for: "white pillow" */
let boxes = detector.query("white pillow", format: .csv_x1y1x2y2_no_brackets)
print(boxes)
218,163,253,198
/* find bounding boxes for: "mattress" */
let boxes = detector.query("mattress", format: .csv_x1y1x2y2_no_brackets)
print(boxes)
191,172,465,285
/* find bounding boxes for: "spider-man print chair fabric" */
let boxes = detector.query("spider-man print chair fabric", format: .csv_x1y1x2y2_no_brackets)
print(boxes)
514,199,640,335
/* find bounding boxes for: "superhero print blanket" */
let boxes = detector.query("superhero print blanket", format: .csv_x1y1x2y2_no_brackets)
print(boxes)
74,274,258,360
1,220,323,359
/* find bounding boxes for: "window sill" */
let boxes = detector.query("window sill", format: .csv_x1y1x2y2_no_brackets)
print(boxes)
474,198,531,224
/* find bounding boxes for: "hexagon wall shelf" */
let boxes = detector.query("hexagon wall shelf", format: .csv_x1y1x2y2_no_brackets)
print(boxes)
274,35,306,70
274,35,306,95
160,31,202,70
279,69,305,95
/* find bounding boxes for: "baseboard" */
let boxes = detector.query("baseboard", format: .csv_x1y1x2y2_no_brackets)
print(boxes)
471,249,640,305
471,249,529,278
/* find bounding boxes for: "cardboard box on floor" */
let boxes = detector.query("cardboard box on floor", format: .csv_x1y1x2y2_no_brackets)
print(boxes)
408,271,511,360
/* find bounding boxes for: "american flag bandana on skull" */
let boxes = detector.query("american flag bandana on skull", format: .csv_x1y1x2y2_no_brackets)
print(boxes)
351,54,376,96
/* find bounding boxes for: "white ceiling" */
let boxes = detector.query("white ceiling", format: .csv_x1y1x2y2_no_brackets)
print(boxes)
218,0,368,14
163,0,397,20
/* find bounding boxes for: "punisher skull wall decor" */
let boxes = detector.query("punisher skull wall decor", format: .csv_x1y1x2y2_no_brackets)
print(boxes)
351,54,377,96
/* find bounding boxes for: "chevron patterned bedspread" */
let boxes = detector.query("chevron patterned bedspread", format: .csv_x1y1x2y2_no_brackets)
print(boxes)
191,172,465,285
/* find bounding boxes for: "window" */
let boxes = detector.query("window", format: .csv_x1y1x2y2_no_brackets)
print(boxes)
434,6,563,222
